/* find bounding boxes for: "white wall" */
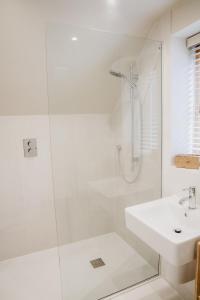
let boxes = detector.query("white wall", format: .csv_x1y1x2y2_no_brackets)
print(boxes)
0,116,57,260
148,1,200,299
0,1,48,115
49,114,116,244
172,0,200,35
0,2,58,260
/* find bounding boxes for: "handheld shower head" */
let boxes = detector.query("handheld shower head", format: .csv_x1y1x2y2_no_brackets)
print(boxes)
109,70,125,79
109,69,138,88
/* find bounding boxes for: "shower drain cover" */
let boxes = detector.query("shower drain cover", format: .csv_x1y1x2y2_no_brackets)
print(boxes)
90,258,105,268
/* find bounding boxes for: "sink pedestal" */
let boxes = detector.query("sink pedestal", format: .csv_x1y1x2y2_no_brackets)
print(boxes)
161,258,196,284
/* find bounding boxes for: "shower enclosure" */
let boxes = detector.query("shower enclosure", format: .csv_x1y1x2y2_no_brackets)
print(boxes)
46,24,162,300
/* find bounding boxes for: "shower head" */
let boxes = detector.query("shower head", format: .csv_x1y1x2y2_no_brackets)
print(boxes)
109,69,138,88
109,70,125,79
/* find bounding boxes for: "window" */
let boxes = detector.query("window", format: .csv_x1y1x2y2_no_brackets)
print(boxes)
187,34,200,154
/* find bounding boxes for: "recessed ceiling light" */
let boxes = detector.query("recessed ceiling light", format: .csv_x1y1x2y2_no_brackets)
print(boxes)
71,36,78,41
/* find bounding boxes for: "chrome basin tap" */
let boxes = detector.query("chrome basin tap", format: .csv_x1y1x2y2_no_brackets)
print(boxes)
179,186,197,209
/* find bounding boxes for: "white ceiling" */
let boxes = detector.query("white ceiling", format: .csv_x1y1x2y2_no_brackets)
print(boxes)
0,0,180,115
43,0,180,36
43,0,178,114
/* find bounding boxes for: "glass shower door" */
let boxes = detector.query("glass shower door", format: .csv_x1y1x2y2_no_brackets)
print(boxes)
46,24,162,300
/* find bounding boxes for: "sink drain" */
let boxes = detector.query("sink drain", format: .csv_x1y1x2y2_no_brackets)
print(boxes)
174,228,182,234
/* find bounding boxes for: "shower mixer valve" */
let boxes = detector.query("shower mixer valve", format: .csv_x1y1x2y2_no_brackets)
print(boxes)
23,138,37,158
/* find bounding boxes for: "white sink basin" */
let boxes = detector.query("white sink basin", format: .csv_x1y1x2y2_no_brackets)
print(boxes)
125,195,200,266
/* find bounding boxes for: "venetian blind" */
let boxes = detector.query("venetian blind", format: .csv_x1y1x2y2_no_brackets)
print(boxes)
187,33,200,154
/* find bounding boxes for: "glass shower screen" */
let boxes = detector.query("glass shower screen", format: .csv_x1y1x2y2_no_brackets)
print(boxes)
46,24,162,300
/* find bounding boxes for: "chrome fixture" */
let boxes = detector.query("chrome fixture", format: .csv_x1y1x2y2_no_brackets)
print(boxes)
110,67,141,184
23,138,37,158
179,186,197,209
90,258,105,269
109,70,138,88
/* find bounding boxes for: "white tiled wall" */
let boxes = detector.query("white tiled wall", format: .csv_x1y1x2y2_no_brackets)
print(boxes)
50,114,116,244
0,116,57,260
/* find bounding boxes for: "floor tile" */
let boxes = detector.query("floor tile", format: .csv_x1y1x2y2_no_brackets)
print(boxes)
0,248,62,300
109,283,162,300
150,278,183,300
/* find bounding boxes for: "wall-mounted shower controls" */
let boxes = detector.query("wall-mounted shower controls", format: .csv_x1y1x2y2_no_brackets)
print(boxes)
23,138,37,158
